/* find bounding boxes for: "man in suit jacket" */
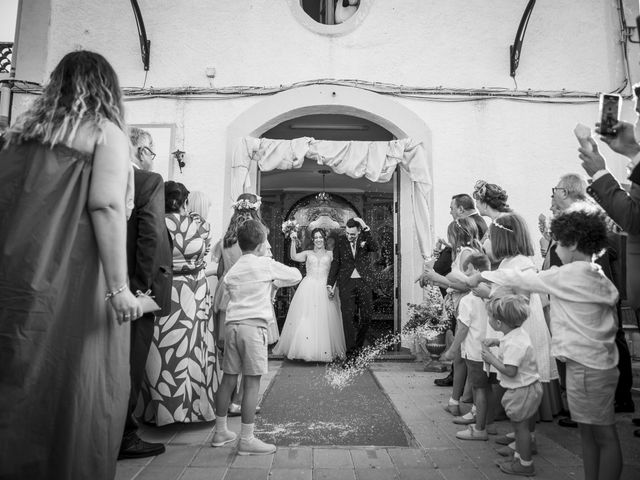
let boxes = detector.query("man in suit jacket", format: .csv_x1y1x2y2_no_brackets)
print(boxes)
579,119,640,437
119,127,173,459
327,217,379,357
450,193,488,239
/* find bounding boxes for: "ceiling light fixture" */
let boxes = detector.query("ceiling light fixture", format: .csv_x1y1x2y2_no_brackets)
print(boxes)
315,169,332,203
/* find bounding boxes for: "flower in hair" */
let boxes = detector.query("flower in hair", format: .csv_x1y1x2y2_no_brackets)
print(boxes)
473,180,487,200
232,197,261,211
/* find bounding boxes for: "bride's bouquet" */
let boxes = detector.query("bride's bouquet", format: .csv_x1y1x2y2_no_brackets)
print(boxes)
281,220,299,238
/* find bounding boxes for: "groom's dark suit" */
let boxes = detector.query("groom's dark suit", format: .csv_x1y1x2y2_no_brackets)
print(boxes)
122,168,173,441
327,229,378,354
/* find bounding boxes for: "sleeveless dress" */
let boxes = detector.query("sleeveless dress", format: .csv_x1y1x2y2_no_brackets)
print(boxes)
140,212,217,425
273,251,346,362
495,255,562,420
0,142,130,480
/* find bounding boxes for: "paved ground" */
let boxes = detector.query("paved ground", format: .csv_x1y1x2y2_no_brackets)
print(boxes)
117,360,640,480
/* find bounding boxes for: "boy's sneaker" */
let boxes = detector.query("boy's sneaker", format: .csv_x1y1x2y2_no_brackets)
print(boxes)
452,412,476,425
443,404,461,416
497,445,515,457
456,425,488,441
211,430,237,447
497,441,537,457
495,434,514,445
238,437,276,456
499,458,536,477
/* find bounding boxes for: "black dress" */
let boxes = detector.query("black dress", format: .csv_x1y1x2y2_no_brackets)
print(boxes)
0,141,130,479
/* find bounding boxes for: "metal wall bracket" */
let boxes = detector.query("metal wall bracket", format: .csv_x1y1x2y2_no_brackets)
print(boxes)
510,0,536,78
130,0,150,71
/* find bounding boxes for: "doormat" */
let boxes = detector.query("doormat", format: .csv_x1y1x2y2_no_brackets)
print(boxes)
255,360,410,446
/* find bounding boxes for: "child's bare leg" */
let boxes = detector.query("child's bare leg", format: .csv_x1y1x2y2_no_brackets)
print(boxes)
241,375,261,425
593,424,622,480
513,419,532,461
486,386,496,425
452,351,467,401
216,373,238,417
474,387,489,430
231,374,244,406
578,423,599,480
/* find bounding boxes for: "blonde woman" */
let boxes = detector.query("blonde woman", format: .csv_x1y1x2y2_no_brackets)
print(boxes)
0,51,139,479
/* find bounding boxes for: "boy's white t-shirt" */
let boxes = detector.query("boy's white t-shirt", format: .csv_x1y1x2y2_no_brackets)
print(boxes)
457,293,487,362
224,254,301,327
482,261,619,370
497,327,540,389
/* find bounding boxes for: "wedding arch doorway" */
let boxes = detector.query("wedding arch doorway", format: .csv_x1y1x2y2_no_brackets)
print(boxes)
258,113,398,347
225,84,433,352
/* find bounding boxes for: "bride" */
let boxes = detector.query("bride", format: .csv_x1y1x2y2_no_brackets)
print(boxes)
272,228,346,362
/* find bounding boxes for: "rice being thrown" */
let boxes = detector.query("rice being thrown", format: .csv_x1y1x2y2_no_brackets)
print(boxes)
324,286,453,389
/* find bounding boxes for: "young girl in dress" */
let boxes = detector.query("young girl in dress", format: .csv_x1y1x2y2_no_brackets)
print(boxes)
483,212,559,454
420,217,483,419
273,228,346,362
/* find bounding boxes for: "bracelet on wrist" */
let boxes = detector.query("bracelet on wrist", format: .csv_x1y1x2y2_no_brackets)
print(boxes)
105,283,128,301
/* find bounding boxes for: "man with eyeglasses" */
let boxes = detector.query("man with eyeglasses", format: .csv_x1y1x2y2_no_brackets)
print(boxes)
578,85,640,437
119,127,173,458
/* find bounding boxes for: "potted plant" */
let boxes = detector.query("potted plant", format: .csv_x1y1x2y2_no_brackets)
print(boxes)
405,286,454,372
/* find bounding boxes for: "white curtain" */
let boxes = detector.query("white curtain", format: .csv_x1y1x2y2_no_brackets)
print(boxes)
230,136,433,257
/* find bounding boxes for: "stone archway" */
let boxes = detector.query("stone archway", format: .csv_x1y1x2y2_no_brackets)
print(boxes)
224,84,433,323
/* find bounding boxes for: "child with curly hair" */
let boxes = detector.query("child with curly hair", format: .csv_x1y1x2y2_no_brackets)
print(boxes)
470,206,622,479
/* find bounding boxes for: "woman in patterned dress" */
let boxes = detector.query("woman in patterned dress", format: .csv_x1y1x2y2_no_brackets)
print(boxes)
140,181,217,425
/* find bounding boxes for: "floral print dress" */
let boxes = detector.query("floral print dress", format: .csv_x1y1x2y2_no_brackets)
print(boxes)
140,212,217,425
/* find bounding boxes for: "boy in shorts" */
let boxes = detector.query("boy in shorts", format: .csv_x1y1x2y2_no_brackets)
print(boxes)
211,219,301,455
441,252,492,441
481,293,542,476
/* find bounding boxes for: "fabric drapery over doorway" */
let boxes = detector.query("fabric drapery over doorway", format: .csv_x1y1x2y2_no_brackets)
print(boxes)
230,136,433,257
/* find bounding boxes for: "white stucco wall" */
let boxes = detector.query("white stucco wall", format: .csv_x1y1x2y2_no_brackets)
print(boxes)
9,0,640,320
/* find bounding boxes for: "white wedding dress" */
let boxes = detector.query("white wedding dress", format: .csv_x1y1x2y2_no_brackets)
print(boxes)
273,251,346,362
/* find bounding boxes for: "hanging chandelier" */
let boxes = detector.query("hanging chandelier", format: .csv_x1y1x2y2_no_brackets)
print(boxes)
315,169,332,203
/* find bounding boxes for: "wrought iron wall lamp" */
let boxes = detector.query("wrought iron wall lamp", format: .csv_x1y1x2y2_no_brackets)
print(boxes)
172,150,186,173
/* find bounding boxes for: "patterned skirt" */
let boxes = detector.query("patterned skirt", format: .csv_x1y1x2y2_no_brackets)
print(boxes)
140,269,218,425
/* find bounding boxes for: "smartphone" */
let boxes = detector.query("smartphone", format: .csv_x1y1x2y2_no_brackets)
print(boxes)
599,93,622,135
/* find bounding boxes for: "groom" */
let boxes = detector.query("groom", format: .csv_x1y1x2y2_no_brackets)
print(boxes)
327,217,379,357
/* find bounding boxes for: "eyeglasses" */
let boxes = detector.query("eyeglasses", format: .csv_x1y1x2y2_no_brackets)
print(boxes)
139,146,156,160
551,187,566,195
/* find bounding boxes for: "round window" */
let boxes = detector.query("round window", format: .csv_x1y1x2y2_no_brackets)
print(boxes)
288,0,371,36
